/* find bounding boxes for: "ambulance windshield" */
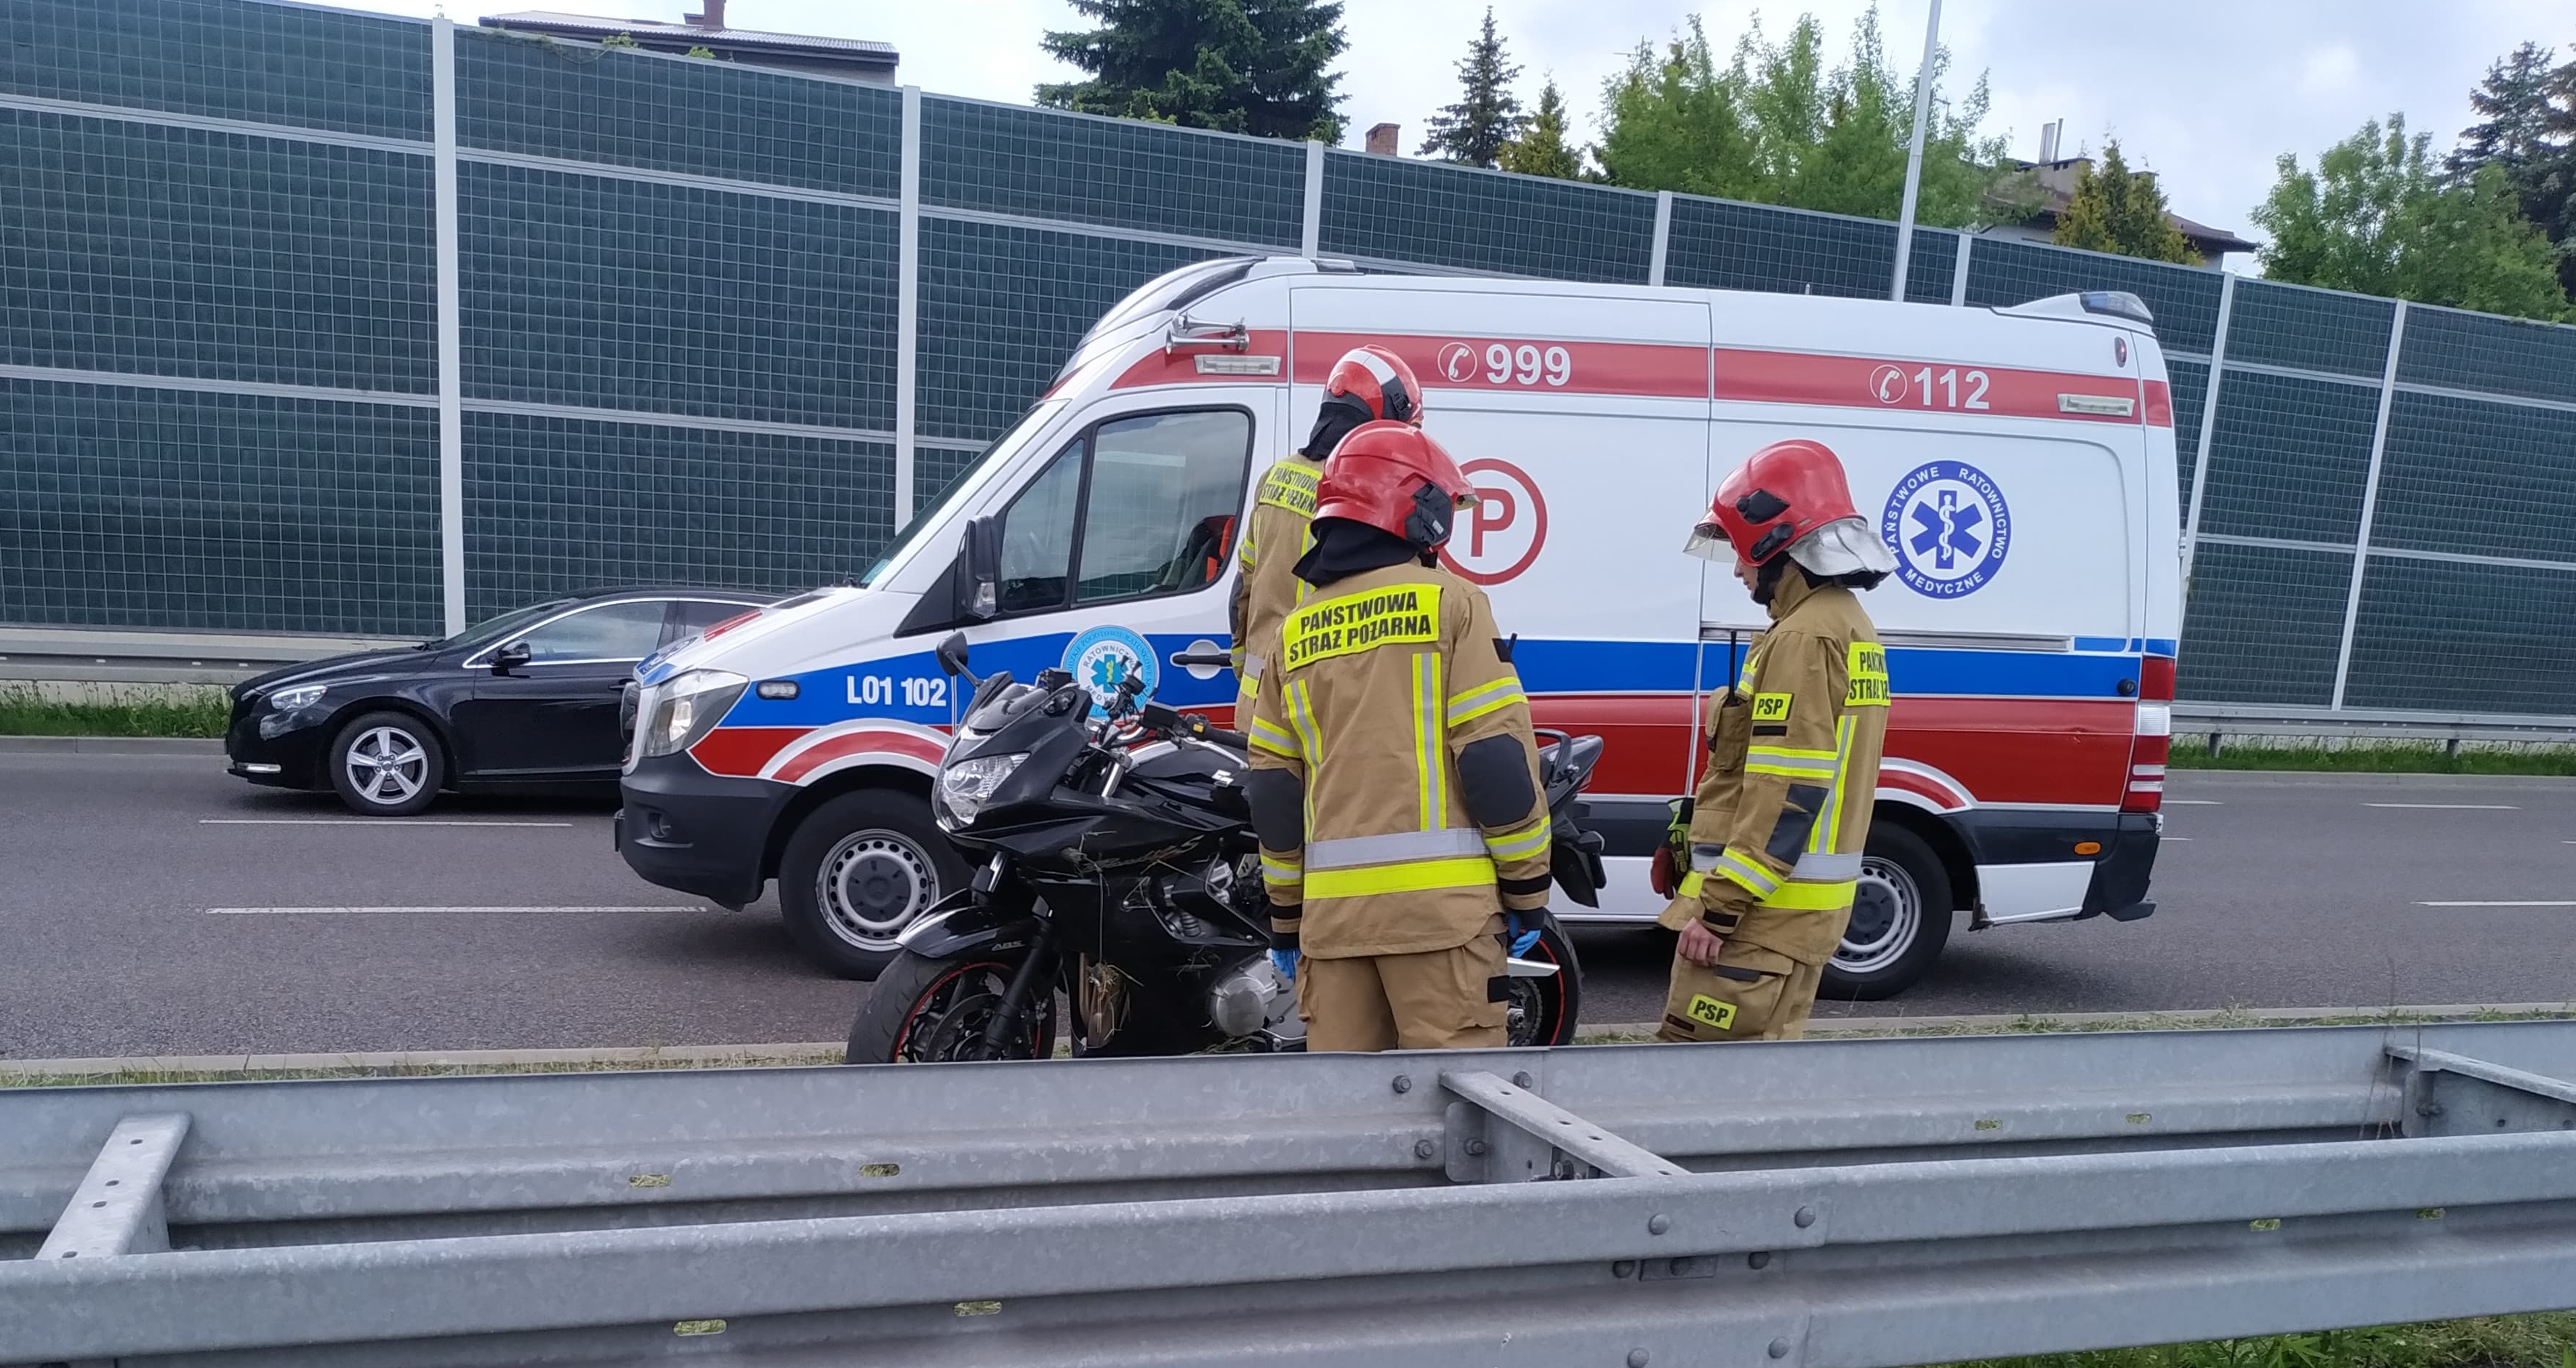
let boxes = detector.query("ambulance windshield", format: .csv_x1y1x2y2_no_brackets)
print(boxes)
861,401,1067,588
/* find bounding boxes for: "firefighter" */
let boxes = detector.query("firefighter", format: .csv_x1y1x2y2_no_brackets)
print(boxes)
1231,345,1426,712
1656,438,1896,1043
1243,420,1552,1052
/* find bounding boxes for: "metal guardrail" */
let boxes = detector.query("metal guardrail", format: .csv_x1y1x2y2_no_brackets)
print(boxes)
7,1023,2576,1365
2174,701,2576,750
0,626,414,688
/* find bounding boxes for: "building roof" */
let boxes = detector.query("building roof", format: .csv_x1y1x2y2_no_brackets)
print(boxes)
478,12,897,71
2002,156,2260,257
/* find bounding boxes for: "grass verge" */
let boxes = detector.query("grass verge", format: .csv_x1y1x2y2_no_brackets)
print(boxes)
2169,741,2576,776
0,685,229,739
1956,1317,2576,1368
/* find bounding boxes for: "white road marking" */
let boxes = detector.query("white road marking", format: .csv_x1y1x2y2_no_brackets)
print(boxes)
2164,799,2224,805
2417,901,2576,908
204,905,705,915
2163,836,2193,841
200,818,575,828
2362,803,2520,810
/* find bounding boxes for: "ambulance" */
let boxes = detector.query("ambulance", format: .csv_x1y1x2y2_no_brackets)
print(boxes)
617,256,2176,997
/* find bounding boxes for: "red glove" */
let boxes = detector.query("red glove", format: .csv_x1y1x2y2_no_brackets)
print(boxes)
1649,845,1680,898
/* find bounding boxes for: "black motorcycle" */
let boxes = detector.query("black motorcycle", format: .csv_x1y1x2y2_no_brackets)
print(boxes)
843,633,1608,1063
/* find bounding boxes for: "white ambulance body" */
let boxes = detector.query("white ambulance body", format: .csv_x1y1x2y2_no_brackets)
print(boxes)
619,257,2178,995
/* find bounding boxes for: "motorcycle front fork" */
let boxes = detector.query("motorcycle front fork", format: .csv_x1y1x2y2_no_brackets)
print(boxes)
978,915,1056,1058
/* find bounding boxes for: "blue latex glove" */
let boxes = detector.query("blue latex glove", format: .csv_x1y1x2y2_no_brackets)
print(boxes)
1504,912,1542,959
1270,948,1299,981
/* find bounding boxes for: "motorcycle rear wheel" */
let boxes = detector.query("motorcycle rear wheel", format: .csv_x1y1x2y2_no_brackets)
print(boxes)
844,949,1057,1064
1505,923,1582,1047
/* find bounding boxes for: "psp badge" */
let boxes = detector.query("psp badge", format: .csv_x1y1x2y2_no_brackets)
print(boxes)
1882,461,2011,598
1062,625,1159,716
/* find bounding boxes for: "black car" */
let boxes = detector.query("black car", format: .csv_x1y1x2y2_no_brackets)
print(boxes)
225,587,778,816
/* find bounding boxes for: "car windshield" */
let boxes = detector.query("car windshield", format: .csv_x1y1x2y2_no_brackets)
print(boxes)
418,598,577,651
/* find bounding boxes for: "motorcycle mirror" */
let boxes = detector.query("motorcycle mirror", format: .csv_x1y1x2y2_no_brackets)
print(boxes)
934,631,979,686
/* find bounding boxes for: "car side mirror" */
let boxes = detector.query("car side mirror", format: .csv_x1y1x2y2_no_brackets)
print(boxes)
492,640,532,675
961,515,1001,621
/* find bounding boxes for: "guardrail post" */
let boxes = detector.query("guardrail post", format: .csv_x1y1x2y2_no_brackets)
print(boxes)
36,1113,191,1261
2330,301,2409,712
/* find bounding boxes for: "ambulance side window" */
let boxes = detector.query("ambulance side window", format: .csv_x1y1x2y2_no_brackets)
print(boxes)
995,438,1083,613
1075,410,1253,603
987,407,1253,618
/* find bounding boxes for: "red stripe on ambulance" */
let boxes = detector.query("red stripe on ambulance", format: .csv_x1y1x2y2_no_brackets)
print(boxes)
688,726,806,778
1717,349,2146,425
1295,332,1709,400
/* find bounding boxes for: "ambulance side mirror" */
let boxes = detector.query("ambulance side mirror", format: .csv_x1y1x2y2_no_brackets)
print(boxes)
960,516,1001,621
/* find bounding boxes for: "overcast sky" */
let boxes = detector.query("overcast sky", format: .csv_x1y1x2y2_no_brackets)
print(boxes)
368,0,2569,246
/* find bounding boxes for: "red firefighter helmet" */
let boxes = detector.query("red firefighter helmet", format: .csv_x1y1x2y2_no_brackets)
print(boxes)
1325,345,1424,426
1312,419,1477,552
1685,438,1865,565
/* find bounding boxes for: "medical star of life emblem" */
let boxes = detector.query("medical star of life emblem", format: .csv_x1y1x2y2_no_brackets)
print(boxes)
1882,461,2011,598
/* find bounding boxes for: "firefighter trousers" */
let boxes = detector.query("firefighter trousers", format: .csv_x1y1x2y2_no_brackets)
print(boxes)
1656,939,1834,1042
1297,919,1508,1052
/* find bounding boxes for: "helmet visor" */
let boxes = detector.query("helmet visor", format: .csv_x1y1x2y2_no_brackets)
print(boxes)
1682,521,1735,563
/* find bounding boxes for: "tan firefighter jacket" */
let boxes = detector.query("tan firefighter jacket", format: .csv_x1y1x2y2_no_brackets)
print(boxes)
1659,570,1890,965
1228,457,1322,703
1247,561,1552,958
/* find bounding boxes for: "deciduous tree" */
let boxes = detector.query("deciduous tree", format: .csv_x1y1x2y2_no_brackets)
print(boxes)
2254,113,2571,322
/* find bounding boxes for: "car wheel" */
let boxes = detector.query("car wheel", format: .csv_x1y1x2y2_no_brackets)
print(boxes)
779,789,967,980
1819,821,1954,1002
327,712,446,817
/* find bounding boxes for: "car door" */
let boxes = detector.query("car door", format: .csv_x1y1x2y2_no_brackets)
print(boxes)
459,599,673,779
947,402,1261,717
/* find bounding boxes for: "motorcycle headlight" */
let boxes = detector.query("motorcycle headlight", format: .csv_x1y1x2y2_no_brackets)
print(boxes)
641,669,749,758
267,683,328,712
935,752,1029,827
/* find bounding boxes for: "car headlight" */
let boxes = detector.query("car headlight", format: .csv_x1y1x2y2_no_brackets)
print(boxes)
267,683,328,712
935,752,1029,827
641,669,749,758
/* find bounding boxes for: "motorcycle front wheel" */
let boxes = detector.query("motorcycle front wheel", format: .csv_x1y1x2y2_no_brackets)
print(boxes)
1505,922,1583,1047
843,949,1057,1063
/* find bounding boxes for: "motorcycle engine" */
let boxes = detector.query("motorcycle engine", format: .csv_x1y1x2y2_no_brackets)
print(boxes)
1206,954,1301,1042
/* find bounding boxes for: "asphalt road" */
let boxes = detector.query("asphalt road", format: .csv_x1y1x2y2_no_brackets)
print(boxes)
4,752,2574,1060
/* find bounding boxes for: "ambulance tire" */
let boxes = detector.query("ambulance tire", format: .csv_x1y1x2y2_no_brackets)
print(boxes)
779,789,968,981
1819,823,1953,1002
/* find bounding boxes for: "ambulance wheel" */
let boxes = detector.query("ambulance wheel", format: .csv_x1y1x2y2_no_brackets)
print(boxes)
1820,823,1951,1002
780,789,967,981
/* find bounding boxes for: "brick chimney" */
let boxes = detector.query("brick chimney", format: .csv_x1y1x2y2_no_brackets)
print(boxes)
686,0,726,29
1364,123,1398,156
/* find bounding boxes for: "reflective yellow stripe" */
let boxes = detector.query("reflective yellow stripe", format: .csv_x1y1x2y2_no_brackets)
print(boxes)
1445,677,1526,726
1712,850,1781,898
1736,647,1761,691
1815,713,1855,853
1484,816,1552,861
1307,855,1498,900
1261,853,1301,878
1677,870,1704,898
1248,716,1299,759
1746,759,1835,779
1747,745,1834,762
1412,650,1446,831
1760,878,1858,911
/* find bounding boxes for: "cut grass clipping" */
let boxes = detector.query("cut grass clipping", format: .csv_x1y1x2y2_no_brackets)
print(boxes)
0,685,228,739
